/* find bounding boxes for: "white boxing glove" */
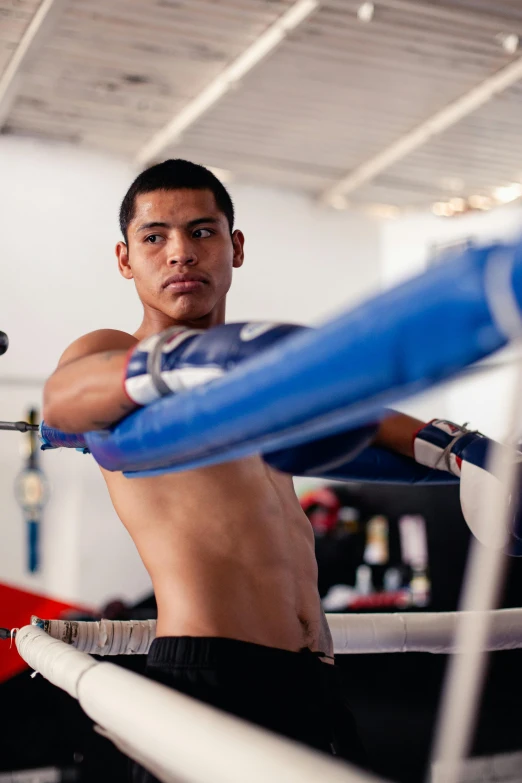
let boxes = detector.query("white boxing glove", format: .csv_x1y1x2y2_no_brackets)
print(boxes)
413,419,522,555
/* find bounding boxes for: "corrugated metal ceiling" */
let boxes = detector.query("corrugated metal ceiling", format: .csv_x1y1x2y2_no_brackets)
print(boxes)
1,0,522,213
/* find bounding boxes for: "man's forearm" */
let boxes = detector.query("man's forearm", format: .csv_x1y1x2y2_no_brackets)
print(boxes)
373,412,424,459
43,350,137,433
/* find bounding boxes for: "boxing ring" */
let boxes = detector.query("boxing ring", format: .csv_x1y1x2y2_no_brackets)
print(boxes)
14,239,522,782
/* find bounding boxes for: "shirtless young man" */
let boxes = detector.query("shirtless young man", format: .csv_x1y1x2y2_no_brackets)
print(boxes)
42,159,452,778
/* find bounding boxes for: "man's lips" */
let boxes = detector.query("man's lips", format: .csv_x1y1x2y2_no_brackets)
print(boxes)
166,280,205,292
163,274,208,292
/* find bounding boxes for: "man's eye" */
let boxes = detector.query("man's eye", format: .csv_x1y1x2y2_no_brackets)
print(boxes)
193,228,212,238
145,234,163,244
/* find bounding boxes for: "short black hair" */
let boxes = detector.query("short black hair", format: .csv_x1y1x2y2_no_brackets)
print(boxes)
119,159,235,241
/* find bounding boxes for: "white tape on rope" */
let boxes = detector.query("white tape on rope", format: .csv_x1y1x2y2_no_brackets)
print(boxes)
29,609,522,656
34,618,157,655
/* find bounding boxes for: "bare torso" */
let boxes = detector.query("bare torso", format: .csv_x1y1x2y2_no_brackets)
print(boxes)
100,456,333,658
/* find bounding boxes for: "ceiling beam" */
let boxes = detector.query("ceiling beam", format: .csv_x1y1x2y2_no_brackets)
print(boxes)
321,54,522,206
134,0,319,169
0,0,67,129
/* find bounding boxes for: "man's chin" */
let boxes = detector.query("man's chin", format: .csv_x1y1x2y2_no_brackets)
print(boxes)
166,302,215,325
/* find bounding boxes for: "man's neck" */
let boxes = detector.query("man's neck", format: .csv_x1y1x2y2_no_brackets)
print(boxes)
135,305,225,340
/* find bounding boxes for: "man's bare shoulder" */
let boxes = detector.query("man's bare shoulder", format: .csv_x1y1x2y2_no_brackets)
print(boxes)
58,329,138,367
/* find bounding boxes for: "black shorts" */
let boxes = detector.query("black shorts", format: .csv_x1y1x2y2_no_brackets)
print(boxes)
130,636,366,782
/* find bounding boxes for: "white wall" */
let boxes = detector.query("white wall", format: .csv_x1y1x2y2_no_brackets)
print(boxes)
0,138,150,607
0,137,381,383
0,139,138,381
380,204,522,438
381,202,522,289
229,184,381,325
0,136,381,606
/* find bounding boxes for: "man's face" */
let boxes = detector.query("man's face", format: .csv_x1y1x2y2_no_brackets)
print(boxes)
117,188,244,325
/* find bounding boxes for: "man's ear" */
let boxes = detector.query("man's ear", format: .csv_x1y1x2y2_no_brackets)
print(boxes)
232,230,245,269
116,241,133,280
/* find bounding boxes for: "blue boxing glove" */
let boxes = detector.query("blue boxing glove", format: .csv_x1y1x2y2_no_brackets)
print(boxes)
124,321,381,476
264,425,380,478
124,322,304,406
414,419,522,556
286,443,456,484
40,423,89,452
41,323,304,451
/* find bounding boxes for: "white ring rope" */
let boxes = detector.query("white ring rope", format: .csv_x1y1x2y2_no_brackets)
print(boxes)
328,609,522,654
16,625,384,783
30,609,522,656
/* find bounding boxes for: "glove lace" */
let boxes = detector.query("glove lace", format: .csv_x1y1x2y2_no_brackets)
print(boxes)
436,422,481,472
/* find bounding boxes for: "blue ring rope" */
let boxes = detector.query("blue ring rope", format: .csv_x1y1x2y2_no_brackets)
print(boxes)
76,240,522,477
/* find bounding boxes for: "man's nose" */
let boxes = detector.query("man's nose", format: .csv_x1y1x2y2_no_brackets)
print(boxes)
167,236,197,266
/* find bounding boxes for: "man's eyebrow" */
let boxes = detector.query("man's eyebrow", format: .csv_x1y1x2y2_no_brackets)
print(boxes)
135,217,220,233
186,216,220,228
135,221,170,233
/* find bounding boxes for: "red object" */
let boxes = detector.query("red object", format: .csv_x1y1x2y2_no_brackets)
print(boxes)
0,582,89,682
349,591,410,610
411,420,431,453
300,487,341,534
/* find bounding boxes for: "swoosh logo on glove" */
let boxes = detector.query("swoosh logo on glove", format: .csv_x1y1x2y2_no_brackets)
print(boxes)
239,323,276,342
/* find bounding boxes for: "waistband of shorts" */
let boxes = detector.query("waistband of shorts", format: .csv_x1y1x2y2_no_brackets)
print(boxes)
146,636,327,668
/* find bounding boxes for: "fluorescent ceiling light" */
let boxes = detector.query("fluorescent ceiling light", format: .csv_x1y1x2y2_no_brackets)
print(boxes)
432,202,455,218
357,2,375,23
493,183,522,204
365,203,400,219
449,197,466,213
496,32,519,55
468,194,493,210
434,194,496,216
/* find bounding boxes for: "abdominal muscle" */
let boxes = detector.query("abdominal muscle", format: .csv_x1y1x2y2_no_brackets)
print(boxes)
100,456,333,657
